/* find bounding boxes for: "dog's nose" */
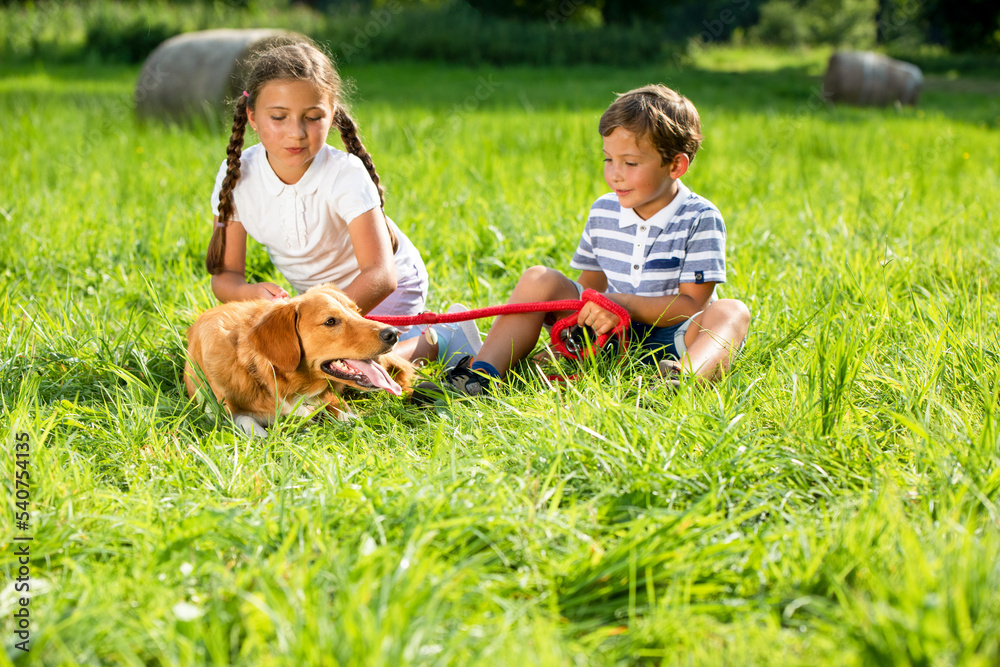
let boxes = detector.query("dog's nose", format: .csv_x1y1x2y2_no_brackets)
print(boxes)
379,327,399,345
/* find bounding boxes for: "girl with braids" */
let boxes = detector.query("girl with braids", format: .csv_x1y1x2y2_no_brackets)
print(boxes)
206,39,479,363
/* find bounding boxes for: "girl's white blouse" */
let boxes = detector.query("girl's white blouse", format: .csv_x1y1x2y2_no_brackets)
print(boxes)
210,143,421,294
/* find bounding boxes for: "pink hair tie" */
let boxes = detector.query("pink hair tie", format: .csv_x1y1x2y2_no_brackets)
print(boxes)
242,90,249,98
216,222,227,228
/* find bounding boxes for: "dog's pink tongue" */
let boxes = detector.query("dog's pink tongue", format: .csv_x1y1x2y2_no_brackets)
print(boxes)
344,359,402,396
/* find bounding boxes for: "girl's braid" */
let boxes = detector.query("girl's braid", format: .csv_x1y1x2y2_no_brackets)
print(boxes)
207,95,249,275
334,106,397,252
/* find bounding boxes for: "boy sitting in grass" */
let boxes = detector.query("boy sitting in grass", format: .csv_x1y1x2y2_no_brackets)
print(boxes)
414,84,751,402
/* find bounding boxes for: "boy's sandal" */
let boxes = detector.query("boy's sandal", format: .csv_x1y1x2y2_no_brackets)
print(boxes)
657,359,683,389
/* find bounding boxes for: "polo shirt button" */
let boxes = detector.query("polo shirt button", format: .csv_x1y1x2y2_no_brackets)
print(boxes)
640,226,646,231
633,264,639,270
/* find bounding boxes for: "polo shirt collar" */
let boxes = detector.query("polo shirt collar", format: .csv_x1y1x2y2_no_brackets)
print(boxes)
618,180,691,229
259,144,328,197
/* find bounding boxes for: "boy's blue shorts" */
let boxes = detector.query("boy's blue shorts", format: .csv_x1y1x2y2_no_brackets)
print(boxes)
561,280,696,365
623,320,693,364
597,319,695,364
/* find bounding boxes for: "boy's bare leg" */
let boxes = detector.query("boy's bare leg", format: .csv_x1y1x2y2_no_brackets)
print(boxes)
674,299,751,382
475,266,582,377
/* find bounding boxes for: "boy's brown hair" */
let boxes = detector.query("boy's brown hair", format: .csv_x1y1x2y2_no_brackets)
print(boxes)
598,84,703,165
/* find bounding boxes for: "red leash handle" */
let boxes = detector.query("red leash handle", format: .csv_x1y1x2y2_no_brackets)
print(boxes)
549,289,630,360
366,289,630,361
366,299,586,327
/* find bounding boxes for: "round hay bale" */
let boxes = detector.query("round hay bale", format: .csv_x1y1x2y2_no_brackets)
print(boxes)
822,51,923,107
135,29,306,124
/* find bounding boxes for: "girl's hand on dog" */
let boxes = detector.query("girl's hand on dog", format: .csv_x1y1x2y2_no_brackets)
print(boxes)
577,302,620,337
252,282,289,301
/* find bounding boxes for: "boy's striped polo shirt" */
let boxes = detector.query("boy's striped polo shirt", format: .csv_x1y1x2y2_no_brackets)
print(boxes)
570,181,727,298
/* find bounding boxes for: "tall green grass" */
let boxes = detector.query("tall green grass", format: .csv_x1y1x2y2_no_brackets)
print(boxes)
1,49,999,665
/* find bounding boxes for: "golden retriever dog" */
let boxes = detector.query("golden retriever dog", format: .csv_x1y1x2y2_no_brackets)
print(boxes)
185,284,413,437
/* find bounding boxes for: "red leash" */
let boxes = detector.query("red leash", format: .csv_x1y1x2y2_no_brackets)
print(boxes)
367,288,630,360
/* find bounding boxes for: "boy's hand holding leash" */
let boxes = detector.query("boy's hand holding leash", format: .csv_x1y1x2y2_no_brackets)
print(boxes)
577,300,621,337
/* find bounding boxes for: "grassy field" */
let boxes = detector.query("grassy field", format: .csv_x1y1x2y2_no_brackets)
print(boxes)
1,47,999,665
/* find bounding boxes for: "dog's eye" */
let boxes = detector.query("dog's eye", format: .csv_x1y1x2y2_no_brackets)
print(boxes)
324,317,339,327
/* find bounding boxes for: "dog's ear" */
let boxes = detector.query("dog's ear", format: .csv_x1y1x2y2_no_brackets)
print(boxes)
378,352,414,395
249,302,301,374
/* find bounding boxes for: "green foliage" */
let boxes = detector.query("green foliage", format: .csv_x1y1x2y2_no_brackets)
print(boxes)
884,44,1000,78
660,0,767,43
329,2,662,67
464,0,591,22
750,0,877,48
806,0,877,46
875,0,929,48
463,0,655,26
2,0,993,66
84,10,175,64
748,0,812,47
924,0,1000,53
2,48,1000,664
0,0,324,64
0,0,663,67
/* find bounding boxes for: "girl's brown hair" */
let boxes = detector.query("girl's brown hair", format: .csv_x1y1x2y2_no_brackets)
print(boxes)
207,38,395,275
598,84,703,166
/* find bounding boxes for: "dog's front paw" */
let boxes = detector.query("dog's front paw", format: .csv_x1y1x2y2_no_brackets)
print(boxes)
322,393,358,421
335,408,358,422
233,414,269,438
